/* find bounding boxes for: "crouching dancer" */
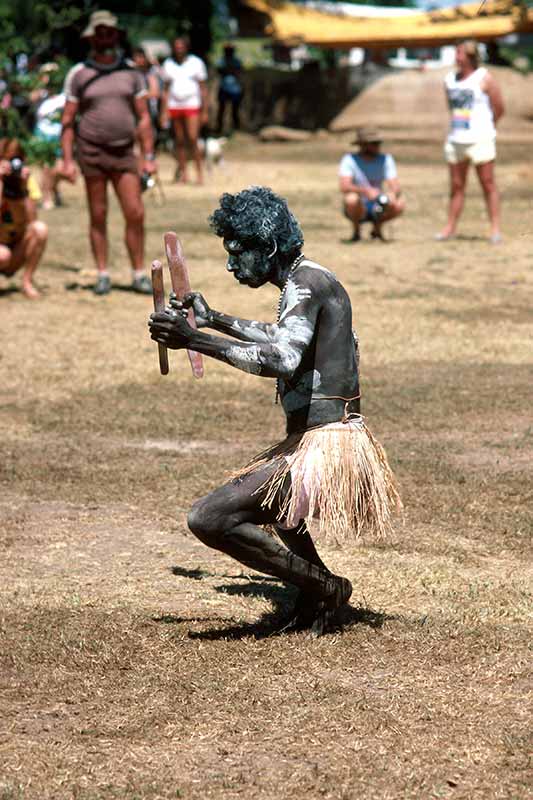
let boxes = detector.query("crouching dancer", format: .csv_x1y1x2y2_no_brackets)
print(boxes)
149,187,400,635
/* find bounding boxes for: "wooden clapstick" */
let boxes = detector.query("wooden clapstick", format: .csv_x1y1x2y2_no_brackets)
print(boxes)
164,232,204,379
151,260,169,376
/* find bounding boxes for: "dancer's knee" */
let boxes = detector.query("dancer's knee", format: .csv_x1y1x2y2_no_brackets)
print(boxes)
187,497,222,548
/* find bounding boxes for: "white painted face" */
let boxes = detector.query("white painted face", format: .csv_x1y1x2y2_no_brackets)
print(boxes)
223,239,273,288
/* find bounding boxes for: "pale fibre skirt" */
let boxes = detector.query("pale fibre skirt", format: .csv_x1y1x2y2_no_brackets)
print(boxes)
235,417,402,546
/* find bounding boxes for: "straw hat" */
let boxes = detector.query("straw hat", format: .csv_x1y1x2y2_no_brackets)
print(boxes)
81,10,121,38
351,126,383,145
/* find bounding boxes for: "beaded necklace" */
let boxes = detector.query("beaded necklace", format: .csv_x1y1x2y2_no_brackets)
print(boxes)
275,253,305,404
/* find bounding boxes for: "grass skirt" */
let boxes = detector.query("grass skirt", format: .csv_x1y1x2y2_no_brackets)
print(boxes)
234,416,402,545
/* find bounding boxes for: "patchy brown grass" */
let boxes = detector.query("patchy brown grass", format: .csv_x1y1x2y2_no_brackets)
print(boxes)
0,131,532,799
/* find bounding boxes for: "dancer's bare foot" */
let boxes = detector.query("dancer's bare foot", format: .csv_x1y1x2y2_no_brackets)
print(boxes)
309,576,352,638
278,590,320,633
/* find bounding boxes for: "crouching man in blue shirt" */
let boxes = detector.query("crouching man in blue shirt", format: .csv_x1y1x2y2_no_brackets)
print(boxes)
339,126,405,242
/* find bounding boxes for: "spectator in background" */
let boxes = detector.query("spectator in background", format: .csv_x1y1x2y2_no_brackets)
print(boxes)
339,127,405,242
60,10,157,295
0,138,48,299
216,43,243,135
29,62,56,107
160,36,208,185
33,66,76,209
132,47,161,135
436,40,504,244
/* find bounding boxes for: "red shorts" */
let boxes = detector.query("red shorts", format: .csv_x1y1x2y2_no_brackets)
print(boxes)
168,108,200,119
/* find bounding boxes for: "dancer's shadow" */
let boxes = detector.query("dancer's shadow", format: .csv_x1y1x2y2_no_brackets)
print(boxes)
215,580,289,604
189,579,297,640
166,564,398,640
187,594,396,641
170,565,280,584
160,566,294,639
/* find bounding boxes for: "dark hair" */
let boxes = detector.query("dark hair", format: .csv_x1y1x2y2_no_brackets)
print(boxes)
209,186,304,258
132,46,147,58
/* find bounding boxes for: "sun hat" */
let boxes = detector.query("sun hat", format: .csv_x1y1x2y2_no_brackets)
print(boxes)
351,126,383,145
81,10,121,38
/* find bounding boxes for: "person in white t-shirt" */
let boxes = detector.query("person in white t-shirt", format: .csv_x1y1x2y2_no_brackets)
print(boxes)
160,37,209,185
338,127,405,242
437,40,504,244
33,69,77,210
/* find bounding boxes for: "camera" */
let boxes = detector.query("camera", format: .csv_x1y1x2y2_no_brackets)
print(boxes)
2,157,26,199
10,157,24,176
372,193,390,220
140,171,155,192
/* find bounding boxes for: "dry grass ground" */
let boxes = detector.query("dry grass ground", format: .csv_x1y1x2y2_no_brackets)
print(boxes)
1,128,532,799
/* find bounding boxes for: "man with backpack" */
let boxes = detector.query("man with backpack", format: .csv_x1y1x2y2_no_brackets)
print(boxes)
339,127,405,243
61,10,157,295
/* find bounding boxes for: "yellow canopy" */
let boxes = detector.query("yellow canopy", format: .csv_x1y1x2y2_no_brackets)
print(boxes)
242,0,533,48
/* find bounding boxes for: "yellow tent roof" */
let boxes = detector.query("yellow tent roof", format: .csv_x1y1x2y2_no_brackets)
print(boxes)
242,0,533,47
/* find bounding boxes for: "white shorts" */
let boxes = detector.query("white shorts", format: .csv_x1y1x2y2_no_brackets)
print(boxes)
444,138,496,166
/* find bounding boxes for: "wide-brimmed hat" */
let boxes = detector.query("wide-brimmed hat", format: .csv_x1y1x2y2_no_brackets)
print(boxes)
81,10,121,38
351,126,383,145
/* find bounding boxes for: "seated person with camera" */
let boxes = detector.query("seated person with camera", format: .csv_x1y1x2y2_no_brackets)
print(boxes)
339,127,405,242
0,138,48,299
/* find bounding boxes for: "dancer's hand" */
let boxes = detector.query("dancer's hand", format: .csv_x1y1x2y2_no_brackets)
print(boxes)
149,309,194,349
169,291,212,328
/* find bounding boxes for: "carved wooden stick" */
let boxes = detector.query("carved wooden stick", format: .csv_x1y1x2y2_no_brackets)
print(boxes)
151,260,169,376
164,232,204,379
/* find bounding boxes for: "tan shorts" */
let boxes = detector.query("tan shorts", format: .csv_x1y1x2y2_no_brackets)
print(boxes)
444,138,496,166
76,137,137,178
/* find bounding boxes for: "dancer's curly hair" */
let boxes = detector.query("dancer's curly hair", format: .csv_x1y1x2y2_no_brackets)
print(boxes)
209,186,304,259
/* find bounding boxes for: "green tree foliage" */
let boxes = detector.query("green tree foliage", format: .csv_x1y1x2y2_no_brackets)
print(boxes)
0,107,27,140
0,0,213,61
0,0,86,55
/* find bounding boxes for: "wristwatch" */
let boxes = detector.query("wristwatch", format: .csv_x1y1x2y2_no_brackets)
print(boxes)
145,153,156,161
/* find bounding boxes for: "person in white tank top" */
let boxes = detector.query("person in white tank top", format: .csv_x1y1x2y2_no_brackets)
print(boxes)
436,41,504,244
